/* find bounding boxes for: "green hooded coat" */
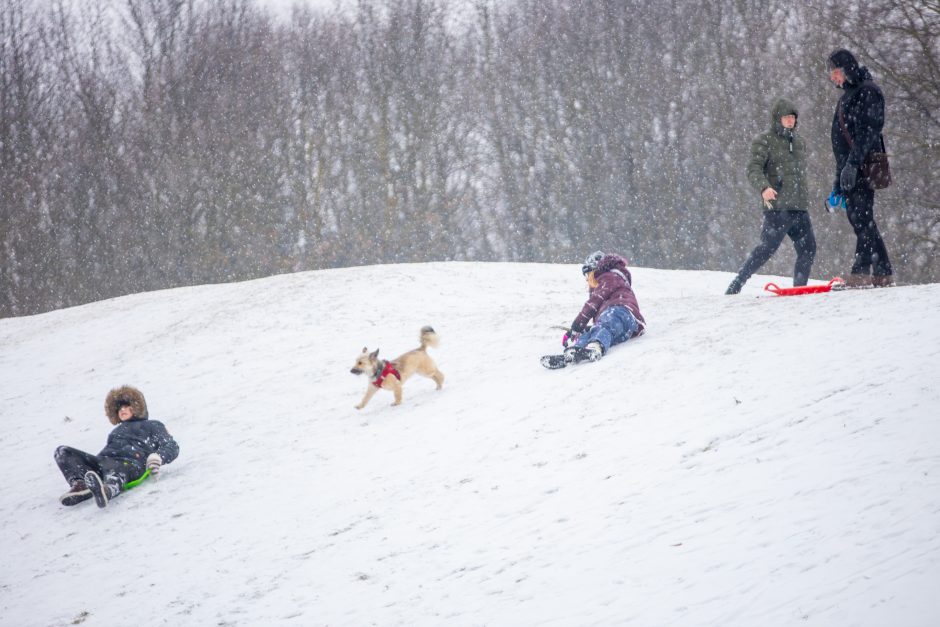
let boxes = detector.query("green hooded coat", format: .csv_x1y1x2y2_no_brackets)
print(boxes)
747,98,808,211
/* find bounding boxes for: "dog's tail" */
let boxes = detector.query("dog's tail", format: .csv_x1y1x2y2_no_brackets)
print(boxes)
419,325,439,350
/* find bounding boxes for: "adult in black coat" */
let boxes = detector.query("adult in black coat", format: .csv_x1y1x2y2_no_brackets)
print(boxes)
54,385,179,508
827,48,894,288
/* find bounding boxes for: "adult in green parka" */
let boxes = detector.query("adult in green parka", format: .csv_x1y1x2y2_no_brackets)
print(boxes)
726,98,817,294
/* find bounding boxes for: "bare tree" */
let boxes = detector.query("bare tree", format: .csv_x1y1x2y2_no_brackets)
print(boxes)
0,0,57,315
3,0,938,317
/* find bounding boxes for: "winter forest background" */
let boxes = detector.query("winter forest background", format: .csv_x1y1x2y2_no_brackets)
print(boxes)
1,0,937,317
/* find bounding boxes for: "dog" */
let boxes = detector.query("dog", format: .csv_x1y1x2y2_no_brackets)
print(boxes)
350,326,445,409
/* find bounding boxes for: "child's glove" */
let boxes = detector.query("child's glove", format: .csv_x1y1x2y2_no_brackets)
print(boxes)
146,453,163,478
825,190,846,213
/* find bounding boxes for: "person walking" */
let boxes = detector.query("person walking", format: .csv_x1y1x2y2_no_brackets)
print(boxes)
826,48,894,288
726,98,816,295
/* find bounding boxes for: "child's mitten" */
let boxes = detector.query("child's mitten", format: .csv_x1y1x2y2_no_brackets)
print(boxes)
146,453,163,478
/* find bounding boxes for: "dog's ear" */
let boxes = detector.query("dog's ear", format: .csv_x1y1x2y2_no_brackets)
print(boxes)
361,346,368,354
370,348,380,360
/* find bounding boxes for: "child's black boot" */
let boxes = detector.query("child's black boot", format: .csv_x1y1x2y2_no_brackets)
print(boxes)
566,342,604,364
59,479,92,506
84,471,119,508
583,341,604,362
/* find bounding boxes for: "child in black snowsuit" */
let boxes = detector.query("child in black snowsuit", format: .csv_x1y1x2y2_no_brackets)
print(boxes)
55,385,179,508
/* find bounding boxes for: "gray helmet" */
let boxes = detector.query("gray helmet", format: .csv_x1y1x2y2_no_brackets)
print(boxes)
581,251,604,275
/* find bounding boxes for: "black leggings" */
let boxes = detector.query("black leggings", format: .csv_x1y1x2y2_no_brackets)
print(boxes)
54,446,144,489
736,210,817,286
845,185,892,276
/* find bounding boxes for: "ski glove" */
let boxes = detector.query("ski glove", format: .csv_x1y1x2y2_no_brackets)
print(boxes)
840,163,858,192
825,190,846,213
146,453,163,477
562,331,579,347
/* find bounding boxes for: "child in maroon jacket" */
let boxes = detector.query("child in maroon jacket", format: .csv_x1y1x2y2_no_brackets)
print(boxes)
563,251,646,364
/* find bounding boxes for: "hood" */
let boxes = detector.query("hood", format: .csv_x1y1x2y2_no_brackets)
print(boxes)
852,65,873,86
828,49,869,87
771,98,798,134
595,254,632,285
105,385,149,425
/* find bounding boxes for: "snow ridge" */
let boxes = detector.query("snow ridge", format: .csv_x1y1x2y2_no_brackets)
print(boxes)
1,263,938,626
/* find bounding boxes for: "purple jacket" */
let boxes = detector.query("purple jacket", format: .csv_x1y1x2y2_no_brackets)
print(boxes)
570,255,646,334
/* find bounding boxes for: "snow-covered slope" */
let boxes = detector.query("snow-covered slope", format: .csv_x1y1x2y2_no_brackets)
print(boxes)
1,263,938,627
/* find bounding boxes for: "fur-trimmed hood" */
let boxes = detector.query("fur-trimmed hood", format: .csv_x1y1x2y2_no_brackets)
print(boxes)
105,385,148,425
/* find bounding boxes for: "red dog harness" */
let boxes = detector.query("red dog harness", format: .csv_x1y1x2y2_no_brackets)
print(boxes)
372,360,401,388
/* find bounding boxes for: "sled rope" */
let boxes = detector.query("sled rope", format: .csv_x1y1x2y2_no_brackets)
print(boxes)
124,469,151,490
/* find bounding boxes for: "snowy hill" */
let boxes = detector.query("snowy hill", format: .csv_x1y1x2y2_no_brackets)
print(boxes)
1,263,939,627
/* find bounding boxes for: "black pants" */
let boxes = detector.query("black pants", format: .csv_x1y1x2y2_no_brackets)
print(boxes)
736,210,817,286
54,446,143,489
845,184,892,276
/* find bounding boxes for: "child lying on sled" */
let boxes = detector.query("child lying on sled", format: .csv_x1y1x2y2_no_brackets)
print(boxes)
54,385,179,508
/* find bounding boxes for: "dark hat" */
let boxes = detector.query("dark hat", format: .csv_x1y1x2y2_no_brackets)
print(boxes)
827,49,859,75
581,251,605,275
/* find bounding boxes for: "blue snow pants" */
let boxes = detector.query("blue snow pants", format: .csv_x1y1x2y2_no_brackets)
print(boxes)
574,305,639,353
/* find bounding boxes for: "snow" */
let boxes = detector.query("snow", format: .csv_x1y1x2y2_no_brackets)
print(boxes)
1,262,939,626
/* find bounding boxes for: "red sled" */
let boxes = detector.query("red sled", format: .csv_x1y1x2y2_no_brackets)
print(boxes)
764,277,844,296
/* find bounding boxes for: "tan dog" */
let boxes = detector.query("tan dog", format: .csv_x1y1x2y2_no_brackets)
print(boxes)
350,326,444,409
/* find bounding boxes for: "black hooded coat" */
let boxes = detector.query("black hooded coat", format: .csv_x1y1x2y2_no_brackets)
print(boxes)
830,59,885,190
55,386,179,489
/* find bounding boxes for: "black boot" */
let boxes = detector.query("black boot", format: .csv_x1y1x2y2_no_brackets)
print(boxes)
725,277,744,295
59,479,92,506
84,471,118,508
582,342,604,362
568,343,604,364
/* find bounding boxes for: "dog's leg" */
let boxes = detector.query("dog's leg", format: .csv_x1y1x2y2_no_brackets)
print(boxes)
388,379,403,406
356,385,379,410
431,370,445,390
